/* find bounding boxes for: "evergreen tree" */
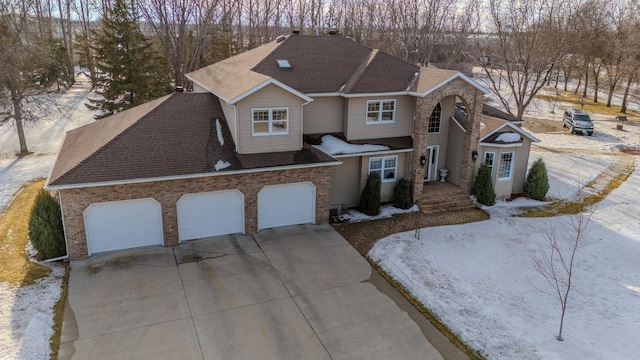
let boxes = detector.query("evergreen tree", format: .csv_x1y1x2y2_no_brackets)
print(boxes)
393,178,413,210
88,0,171,119
524,158,550,200
29,189,66,259
359,172,382,216
473,163,496,206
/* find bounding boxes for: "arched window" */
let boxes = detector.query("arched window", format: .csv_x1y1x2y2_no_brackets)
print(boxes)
428,103,441,133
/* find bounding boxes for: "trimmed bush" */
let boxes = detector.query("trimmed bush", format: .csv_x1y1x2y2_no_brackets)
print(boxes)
473,163,496,206
359,172,382,216
28,189,66,259
394,178,413,210
524,157,550,200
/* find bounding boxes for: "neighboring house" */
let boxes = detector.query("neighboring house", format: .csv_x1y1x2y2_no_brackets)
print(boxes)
46,33,535,259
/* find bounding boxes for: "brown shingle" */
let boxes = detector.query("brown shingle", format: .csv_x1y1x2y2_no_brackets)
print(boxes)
252,35,373,93
343,51,419,94
48,93,336,187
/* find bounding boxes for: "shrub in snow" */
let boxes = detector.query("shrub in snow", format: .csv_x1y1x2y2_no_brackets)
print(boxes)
524,158,550,200
359,172,381,216
29,189,66,259
472,163,496,206
393,178,413,210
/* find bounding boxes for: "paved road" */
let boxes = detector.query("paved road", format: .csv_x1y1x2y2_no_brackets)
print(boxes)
59,224,448,360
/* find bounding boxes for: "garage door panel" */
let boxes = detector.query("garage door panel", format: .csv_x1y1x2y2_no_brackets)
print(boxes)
177,190,244,242
258,183,315,230
84,198,163,255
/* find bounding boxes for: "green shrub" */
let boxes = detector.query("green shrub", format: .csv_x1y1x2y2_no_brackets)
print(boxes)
359,172,382,216
472,163,496,206
524,157,550,200
393,178,413,209
28,189,66,259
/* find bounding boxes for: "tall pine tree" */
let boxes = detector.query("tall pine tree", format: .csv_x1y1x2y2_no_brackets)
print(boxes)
88,0,170,119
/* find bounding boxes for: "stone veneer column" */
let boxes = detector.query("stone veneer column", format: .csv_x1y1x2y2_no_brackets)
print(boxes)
458,88,483,193
410,79,485,202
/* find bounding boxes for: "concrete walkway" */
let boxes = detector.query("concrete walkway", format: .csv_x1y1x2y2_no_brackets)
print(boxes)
59,225,448,360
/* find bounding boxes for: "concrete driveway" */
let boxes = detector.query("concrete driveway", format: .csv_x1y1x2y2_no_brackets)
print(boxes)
59,224,451,360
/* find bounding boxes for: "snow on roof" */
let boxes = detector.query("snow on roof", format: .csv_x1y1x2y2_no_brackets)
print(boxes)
314,134,389,155
495,132,521,143
216,118,224,147
214,159,231,171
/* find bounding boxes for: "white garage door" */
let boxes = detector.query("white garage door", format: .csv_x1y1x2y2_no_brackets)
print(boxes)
177,190,244,242
84,198,163,255
258,182,315,230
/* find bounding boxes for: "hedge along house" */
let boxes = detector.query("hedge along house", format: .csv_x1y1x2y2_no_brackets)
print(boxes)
46,33,509,259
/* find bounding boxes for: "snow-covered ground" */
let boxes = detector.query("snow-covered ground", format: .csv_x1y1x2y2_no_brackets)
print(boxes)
0,266,66,360
0,74,96,214
2,67,639,359
370,76,640,359
0,74,95,360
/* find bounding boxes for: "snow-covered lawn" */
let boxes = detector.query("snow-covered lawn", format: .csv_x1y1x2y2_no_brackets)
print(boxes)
370,88,640,358
0,74,95,360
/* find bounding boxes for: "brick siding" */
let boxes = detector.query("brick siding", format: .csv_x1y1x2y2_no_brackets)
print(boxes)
59,166,331,259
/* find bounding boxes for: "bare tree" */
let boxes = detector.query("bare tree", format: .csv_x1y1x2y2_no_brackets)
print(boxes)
0,0,55,155
528,209,594,341
471,0,571,119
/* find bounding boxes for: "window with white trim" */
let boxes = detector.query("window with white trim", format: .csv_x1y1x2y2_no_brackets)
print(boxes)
368,156,398,182
252,108,288,135
428,103,441,133
498,152,514,180
366,100,395,124
484,152,495,175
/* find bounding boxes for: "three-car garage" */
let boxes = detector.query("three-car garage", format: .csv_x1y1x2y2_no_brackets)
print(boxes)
81,182,317,256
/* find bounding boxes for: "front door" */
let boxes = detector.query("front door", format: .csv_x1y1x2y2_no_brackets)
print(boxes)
424,145,439,182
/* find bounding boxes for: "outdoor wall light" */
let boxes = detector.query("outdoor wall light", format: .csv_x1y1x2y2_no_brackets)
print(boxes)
471,150,479,161
420,155,427,166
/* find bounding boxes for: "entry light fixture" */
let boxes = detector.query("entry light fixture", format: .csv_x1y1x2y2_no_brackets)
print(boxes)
420,155,427,166
471,150,479,161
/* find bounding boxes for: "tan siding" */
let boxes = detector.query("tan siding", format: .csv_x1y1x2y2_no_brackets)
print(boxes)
495,148,517,199
303,97,344,134
236,84,303,154
342,98,349,136
513,139,532,194
329,157,361,208
346,96,414,140
445,117,465,186
359,153,406,203
479,143,530,198
219,100,238,147
193,83,207,93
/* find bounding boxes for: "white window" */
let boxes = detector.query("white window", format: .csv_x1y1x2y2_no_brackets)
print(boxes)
498,152,514,180
369,156,398,182
484,152,495,175
252,108,288,135
428,103,441,133
366,100,395,124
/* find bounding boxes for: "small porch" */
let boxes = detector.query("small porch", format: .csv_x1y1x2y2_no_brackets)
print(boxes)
416,181,476,214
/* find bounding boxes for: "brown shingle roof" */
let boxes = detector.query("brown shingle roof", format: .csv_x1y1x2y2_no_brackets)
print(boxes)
47,93,336,187
189,35,425,97
185,42,278,102
343,50,419,94
252,35,374,93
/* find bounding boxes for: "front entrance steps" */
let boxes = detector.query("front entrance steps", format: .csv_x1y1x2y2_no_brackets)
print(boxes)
417,181,476,214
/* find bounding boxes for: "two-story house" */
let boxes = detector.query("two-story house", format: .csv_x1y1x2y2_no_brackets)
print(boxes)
46,34,533,259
